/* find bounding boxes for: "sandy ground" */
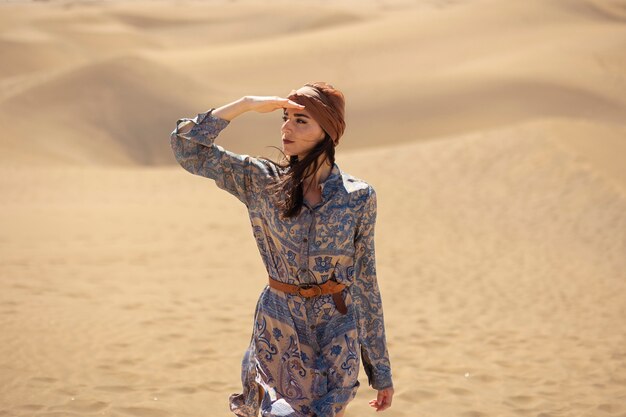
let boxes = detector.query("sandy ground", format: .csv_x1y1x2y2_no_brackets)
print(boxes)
1,0,626,416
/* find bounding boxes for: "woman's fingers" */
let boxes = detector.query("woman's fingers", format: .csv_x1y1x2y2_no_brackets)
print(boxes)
378,391,391,411
268,97,304,111
369,388,393,411
282,99,305,109
374,392,388,411
245,96,304,113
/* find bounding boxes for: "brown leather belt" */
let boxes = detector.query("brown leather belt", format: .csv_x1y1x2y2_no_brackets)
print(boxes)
268,276,347,315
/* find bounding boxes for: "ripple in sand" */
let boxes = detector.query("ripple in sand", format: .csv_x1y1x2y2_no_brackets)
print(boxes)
166,361,189,369
506,395,535,405
449,387,472,396
29,376,57,383
114,406,172,417
461,412,487,417
110,342,131,349
48,399,109,413
63,291,92,299
609,376,626,386
192,347,216,355
418,339,449,348
196,382,222,392
169,385,197,394
472,374,497,383
121,302,144,310
596,403,623,413
117,357,145,366
16,404,45,411
397,389,438,402
156,332,186,342
94,385,136,393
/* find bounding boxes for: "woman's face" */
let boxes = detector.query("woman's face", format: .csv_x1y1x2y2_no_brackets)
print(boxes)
281,108,326,159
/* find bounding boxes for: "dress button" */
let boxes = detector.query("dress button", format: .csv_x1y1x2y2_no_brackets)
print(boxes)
309,324,315,330
303,237,308,243
322,371,328,376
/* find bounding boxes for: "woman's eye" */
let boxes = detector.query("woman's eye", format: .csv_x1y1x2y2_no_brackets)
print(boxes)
282,116,306,124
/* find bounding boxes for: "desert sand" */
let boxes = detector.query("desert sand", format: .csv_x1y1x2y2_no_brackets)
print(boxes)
1,0,625,416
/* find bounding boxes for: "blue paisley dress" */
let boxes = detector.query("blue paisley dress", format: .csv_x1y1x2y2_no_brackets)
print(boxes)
170,109,393,417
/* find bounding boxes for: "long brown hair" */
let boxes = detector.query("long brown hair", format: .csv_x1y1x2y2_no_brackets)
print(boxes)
260,134,335,219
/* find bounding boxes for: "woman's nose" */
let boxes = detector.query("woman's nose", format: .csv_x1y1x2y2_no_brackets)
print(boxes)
281,120,292,132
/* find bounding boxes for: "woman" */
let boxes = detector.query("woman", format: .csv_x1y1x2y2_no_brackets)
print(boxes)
170,82,394,417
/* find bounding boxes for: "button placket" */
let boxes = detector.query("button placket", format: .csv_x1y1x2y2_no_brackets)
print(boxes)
306,211,316,274
300,209,313,279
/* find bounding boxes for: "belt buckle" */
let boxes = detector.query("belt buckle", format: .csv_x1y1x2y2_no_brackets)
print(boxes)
297,283,322,297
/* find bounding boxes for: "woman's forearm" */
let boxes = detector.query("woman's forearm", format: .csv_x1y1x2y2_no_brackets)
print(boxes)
176,97,250,135
212,97,251,121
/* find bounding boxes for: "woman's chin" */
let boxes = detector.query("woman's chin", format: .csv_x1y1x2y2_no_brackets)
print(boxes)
281,143,294,155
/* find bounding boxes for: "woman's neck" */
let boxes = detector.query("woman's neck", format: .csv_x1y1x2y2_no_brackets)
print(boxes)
302,155,332,193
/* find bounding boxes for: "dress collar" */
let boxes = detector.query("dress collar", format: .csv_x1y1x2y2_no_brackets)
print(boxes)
301,162,342,210
319,162,342,200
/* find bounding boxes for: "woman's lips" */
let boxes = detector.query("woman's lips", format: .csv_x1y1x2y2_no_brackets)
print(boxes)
282,139,294,144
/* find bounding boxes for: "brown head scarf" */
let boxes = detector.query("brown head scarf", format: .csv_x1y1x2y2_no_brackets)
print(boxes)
287,82,346,146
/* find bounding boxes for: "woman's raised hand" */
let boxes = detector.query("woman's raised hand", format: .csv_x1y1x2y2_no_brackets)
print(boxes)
243,96,305,114
213,96,304,121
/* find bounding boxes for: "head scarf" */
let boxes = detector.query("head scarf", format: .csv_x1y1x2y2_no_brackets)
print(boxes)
287,82,345,145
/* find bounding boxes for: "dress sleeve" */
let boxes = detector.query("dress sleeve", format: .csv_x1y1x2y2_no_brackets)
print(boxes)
169,108,268,207
350,186,394,390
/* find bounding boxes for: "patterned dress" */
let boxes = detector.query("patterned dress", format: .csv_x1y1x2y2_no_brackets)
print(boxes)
170,109,393,417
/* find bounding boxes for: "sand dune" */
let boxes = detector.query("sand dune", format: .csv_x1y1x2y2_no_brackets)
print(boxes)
1,54,213,166
1,0,625,167
1,0,625,416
